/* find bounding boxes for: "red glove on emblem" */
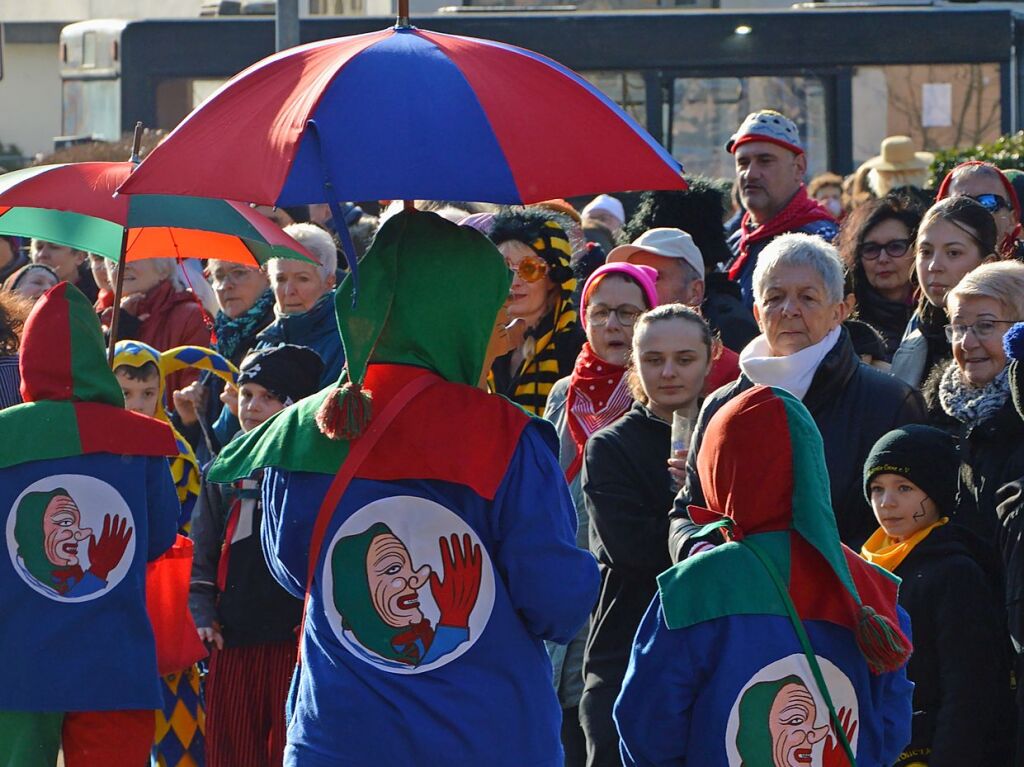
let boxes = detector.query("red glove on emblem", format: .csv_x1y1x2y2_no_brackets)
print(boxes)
429,533,482,629
87,514,133,582
821,707,857,767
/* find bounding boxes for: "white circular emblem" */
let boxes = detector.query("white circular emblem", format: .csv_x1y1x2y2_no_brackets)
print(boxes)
322,495,495,674
6,474,137,603
725,654,859,766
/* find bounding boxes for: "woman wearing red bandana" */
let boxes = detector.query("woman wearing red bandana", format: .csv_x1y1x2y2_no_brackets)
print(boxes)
542,262,658,764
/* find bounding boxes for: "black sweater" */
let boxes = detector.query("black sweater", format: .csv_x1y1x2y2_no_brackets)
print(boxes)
581,403,674,694
890,523,1014,767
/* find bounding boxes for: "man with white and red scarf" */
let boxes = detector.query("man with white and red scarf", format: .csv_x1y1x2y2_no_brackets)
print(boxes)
725,110,839,310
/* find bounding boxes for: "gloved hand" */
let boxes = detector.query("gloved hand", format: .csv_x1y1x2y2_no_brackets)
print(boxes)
87,514,133,581
429,533,482,629
821,706,857,767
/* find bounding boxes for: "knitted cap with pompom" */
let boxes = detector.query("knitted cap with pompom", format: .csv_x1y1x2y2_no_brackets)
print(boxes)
1003,322,1024,419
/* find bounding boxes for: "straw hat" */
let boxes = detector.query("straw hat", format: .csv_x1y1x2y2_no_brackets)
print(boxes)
872,136,934,172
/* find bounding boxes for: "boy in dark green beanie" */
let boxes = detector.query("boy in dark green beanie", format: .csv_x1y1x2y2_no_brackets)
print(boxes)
862,425,1014,766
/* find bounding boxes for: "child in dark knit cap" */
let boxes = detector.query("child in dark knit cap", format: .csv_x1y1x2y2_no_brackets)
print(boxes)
189,344,323,767
996,322,1024,763
861,425,1014,766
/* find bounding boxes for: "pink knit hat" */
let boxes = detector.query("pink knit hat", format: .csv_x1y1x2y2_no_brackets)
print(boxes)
580,262,659,328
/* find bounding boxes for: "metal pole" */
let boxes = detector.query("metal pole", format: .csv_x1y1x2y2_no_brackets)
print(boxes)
277,0,300,52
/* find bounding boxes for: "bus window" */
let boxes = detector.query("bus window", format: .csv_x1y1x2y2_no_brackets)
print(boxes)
62,80,120,141
670,75,829,181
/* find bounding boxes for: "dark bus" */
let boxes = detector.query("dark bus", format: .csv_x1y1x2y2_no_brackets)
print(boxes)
60,6,1024,178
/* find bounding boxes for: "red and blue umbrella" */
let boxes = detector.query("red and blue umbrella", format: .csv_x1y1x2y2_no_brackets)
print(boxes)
119,26,686,206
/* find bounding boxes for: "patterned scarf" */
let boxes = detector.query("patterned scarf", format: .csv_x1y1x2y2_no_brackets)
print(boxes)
213,288,275,360
512,294,578,416
939,363,1010,429
565,342,632,482
729,186,835,280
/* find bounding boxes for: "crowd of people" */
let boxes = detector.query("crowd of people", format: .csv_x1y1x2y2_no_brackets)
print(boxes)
3,107,1024,767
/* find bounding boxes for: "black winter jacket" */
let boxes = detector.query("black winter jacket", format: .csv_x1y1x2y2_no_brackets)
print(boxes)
890,523,1014,767
669,329,926,557
189,472,303,648
581,403,674,695
923,361,1024,546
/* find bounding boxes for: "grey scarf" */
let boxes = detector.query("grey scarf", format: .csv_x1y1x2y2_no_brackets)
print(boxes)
939,363,1010,429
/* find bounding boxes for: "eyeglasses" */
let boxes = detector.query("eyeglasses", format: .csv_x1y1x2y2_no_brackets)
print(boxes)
859,239,911,261
506,254,549,283
968,193,1012,214
944,319,1020,342
208,267,258,287
587,304,643,327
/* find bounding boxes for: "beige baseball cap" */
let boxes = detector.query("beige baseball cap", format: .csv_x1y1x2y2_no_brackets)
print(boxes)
606,227,705,280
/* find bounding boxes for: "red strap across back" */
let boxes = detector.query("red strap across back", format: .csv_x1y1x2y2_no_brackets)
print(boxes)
297,372,441,659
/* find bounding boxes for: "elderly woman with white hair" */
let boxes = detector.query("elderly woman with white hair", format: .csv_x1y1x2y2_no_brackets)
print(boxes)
669,233,926,554
254,222,342,387
104,256,213,396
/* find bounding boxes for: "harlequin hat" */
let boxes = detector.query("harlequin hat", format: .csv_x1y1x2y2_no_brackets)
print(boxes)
659,385,910,675
209,210,511,482
0,282,176,470
726,110,803,156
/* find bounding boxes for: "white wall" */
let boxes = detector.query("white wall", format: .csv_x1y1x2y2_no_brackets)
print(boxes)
0,1,204,21
0,42,62,160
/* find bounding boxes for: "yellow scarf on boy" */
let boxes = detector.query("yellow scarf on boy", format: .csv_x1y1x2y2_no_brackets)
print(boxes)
860,518,949,573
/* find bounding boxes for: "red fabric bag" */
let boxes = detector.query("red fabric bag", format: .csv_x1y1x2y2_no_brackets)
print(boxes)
146,534,208,676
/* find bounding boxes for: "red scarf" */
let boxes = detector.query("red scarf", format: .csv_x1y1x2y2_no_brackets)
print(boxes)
729,186,835,280
565,343,632,482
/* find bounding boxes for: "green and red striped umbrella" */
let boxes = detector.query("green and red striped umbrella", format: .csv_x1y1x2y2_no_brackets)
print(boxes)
0,161,315,266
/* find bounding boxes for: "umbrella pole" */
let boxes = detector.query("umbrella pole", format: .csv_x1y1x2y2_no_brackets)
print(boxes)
403,200,415,213
106,227,129,367
397,0,410,27
108,122,143,365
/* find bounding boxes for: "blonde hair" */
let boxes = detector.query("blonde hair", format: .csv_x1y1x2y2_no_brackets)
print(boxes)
947,260,1024,319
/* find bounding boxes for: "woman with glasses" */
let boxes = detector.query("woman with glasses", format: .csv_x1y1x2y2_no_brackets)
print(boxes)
937,161,1022,260
489,209,585,416
579,304,713,767
924,261,1024,545
837,195,923,359
542,262,658,766
891,196,998,388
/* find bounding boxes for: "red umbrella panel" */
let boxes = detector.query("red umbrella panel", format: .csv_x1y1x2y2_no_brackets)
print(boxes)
118,27,687,206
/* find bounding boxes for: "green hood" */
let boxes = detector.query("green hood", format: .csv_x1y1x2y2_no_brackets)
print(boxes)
209,210,511,482
331,521,417,664
19,281,124,406
735,674,806,765
14,488,72,589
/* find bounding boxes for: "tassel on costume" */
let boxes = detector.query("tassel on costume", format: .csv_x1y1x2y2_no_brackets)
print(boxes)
855,605,912,675
316,381,372,440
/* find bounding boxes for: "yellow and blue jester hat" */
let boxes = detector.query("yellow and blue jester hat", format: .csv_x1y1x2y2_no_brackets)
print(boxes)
113,340,238,527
